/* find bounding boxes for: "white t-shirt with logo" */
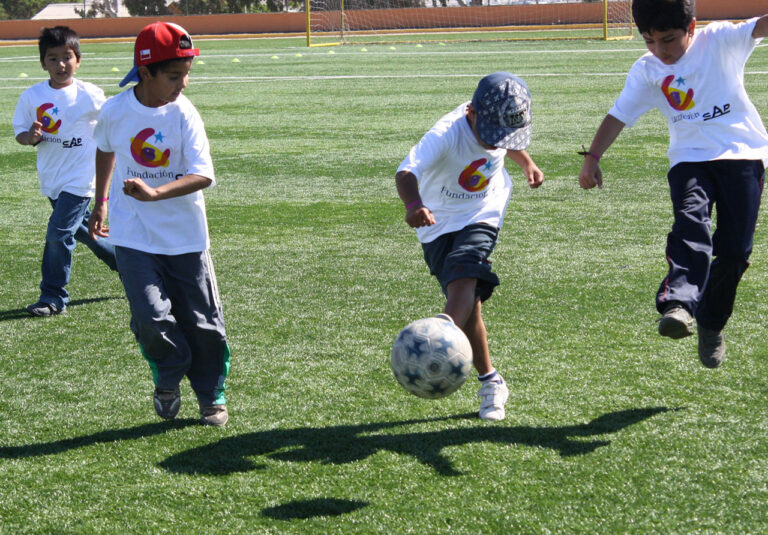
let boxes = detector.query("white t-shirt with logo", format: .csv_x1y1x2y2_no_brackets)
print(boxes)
94,89,215,255
397,102,513,244
608,17,768,167
13,79,105,199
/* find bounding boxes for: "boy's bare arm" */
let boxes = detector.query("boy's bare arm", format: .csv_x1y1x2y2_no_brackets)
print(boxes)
15,121,43,146
122,173,212,202
395,170,435,228
752,14,768,38
505,149,544,189
578,114,626,190
89,149,116,239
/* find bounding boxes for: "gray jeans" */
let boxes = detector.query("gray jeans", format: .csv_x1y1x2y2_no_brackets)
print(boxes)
116,246,230,406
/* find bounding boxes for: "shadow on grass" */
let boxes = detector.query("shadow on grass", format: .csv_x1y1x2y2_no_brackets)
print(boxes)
0,296,124,322
262,498,369,520
0,419,198,458
161,406,676,477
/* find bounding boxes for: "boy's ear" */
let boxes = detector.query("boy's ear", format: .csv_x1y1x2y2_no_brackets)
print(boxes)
137,65,152,82
687,18,696,36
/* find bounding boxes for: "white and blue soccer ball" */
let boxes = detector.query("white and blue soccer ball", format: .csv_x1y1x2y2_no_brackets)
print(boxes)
391,314,473,399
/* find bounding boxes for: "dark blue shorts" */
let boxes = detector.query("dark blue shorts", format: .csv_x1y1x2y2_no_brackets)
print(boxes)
422,223,500,302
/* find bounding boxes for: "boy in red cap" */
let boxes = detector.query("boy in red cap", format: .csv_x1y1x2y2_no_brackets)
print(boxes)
89,22,230,426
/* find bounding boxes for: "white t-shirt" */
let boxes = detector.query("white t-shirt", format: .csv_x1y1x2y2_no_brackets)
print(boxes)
93,89,215,255
608,18,768,168
397,103,513,244
13,79,105,199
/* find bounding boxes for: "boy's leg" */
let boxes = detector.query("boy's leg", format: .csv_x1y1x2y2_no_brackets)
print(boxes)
116,246,194,417
656,162,716,318
162,250,230,420
445,279,491,375
431,224,507,420
445,287,508,421
35,192,92,312
73,204,118,272
696,160,763,332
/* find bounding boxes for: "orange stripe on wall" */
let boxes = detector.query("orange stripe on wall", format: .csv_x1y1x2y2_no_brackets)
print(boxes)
0,0,763,41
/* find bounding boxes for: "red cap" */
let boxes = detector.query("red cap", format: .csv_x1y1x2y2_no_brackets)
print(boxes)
119,22,199,87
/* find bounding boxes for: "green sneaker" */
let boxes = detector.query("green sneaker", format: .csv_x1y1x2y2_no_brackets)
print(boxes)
153,387,181,420
658,303,694,339
199,404,228,427
698,327,725,368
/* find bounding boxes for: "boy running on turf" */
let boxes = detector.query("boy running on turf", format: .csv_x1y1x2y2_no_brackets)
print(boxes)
396,72,544,420
578,0,768,368
89,22,230,426
13,26,117,317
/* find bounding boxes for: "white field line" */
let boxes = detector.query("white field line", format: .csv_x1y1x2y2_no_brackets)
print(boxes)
3,70,768,90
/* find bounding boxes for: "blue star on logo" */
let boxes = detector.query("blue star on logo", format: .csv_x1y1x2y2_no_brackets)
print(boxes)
52,107,59,114
484,161,492,170
154,131,165,143
675,76,686,87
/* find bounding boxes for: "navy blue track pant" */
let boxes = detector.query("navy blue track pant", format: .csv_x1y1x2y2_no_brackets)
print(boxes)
656,159,765,331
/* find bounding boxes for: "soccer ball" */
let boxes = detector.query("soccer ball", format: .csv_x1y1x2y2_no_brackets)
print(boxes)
390,314,473,399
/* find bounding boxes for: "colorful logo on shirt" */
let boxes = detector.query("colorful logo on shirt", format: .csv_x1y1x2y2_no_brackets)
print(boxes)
36,103,61,134
662,75,695,111
458,158,491,192
130,128,170,168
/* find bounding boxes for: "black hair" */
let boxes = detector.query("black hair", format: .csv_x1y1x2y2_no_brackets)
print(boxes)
632,0,695,34
38,26,81,63
144,57,193,77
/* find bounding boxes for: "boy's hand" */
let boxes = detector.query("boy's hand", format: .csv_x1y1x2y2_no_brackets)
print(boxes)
88,203,109,240
524,162,544,189
27,121,43,145
123,178,158,201
405,204,436,228
579,159,603,189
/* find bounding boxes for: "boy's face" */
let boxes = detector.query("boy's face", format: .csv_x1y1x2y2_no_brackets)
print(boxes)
41,45,80,89
642,20,696,65
138,59,193,107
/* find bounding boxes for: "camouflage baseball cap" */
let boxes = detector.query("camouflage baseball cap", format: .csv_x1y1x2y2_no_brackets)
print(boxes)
471,72,532,150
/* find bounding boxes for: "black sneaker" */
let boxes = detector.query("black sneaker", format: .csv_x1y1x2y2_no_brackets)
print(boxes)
199,404,228,427
153,387,181,420
698,327,725,368
26,301,62,317
658,303,694,339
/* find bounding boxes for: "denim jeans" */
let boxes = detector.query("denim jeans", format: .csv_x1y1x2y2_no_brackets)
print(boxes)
39,191,118,310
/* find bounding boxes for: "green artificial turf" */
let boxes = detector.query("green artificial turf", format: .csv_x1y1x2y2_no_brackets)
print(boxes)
0,34,767,533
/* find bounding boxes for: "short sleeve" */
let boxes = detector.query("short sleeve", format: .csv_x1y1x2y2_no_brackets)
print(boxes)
181,105,215,183
397,129,447,183
607,60,656,127
12,90,33,137
93,105,112,152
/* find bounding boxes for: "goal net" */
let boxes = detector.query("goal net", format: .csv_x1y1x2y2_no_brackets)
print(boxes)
306,0,633,46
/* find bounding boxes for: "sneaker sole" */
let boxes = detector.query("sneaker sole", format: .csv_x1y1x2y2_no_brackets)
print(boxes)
658,317,694,339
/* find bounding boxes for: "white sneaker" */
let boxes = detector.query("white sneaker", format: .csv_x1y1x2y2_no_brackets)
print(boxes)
478,378,509,421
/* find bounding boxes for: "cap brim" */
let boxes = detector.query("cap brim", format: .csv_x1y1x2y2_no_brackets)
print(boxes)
486,124,532,151
119,65,140,87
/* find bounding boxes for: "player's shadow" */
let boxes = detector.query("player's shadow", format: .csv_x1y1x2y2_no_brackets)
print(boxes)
262,498,369,520
0,296,123,322
161,406,675,477
0,419,198,459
